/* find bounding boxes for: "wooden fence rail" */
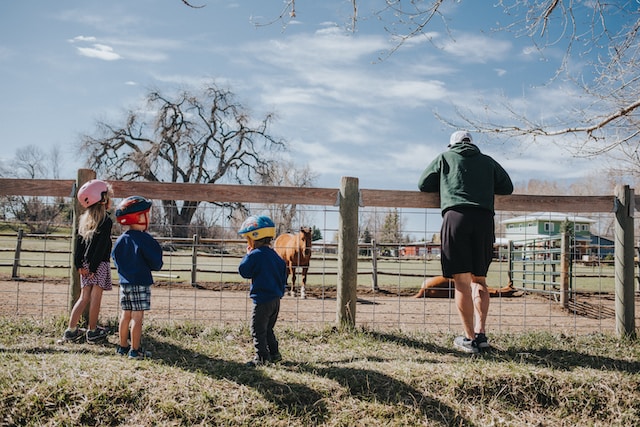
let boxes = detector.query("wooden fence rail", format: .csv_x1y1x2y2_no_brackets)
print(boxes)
0,174,636,336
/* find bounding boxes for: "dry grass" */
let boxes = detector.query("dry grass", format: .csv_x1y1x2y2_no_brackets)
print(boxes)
0,316,639,426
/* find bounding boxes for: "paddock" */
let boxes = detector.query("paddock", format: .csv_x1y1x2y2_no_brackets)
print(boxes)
0,174,638,337
0,277,624,334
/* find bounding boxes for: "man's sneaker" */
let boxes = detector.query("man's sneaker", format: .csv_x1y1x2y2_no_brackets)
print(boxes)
270,353,282,363
116,345,130,356
246,356,267,367
62,328,84,343
86,327,108,344
453,336,479,354
128,348,151,360
474,333,490,349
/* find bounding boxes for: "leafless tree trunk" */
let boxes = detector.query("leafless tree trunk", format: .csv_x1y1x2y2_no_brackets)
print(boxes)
79,83,286,237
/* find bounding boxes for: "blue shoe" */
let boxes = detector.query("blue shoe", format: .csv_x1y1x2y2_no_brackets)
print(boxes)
116,345,130,356
128,348,151,360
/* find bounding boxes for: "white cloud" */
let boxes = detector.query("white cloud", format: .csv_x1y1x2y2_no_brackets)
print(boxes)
242,29,451,115
76,44,122,61
70,34,180,62
69,35,97,43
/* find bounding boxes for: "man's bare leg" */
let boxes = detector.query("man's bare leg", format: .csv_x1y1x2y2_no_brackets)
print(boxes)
453,272,475,340
472,276,489,335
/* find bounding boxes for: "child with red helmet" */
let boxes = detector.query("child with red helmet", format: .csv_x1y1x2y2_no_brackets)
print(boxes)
61,179,114,344
111,196,163,360
238,215,287,366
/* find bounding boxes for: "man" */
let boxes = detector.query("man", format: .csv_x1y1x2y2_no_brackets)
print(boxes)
418,130,513,353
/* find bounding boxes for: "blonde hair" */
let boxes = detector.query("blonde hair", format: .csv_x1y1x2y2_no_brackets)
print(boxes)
78,194,111,242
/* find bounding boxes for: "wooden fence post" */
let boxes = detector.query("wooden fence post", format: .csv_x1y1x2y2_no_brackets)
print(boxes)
191,233,199,287
371,239,378,291
336,177,359,328
614,184,636,338
70,169,96,318
11,228,23,280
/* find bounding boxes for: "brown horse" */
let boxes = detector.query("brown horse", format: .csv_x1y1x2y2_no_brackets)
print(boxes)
273,227,313,298
413,275,521,298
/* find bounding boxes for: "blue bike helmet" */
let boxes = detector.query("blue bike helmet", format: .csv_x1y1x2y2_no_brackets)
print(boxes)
238,215,276,241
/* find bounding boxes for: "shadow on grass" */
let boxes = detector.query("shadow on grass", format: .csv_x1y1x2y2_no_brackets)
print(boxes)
367,330,640,374
367,330,452,354
142,332,474,427
485,346,640,373
145,336,330,424
296,362,473,426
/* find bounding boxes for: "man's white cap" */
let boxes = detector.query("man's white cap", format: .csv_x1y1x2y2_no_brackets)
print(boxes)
448,131,473,147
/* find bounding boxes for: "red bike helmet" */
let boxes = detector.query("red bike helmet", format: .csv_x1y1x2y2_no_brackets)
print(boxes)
77,179,109,208
115,196,152,228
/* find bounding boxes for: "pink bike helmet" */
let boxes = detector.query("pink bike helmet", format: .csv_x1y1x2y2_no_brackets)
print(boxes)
77,179,109,208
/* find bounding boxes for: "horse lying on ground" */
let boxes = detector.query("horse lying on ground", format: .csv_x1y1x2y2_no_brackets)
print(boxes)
273,227,312,298
413,275,521,298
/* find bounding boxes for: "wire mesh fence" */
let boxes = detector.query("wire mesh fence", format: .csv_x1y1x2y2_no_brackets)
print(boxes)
0,193,635,335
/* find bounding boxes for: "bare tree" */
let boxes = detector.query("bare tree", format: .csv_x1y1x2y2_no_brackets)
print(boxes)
429,2,638,174
380,208,404,244
5,145,68,233
79,83,286,237
15,145,46,179
255,160,318,233
359,208,406,255
48,146,62,180
252,1,639,175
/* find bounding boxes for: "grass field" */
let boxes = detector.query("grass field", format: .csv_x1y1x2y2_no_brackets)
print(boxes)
0,317,639,426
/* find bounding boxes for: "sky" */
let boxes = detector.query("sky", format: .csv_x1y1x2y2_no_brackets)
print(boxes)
0,1,615,193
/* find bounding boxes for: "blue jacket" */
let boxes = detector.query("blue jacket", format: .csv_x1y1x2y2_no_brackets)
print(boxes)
112,230,163,286
418,142,513,214
238,246,286,304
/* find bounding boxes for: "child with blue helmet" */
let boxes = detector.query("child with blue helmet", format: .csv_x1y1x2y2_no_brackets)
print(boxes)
238,215,287,366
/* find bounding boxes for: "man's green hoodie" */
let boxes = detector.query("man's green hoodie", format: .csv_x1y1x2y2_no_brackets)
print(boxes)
418,142,513,215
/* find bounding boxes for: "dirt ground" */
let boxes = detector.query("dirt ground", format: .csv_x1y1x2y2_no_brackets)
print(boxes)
1,276,637,335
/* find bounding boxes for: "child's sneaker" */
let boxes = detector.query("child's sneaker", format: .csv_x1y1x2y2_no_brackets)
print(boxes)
269,353,282,363
62,328,84,343
246,356,267,367
116,345,130,356
128,348,151,360
474,333,490,349
86,327,108,344
453,336,479,354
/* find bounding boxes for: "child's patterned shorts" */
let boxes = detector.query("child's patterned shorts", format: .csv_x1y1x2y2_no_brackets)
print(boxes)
80,261,113,291
119,284,151,311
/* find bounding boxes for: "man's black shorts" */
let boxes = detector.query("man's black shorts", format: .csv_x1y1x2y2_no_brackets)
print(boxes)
440,207,494,278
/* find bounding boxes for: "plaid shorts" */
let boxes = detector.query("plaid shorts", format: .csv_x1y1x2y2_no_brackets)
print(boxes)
81,261,113,291
119,284,151,311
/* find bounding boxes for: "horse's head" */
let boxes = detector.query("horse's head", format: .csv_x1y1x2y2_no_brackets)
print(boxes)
300,226,313,256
